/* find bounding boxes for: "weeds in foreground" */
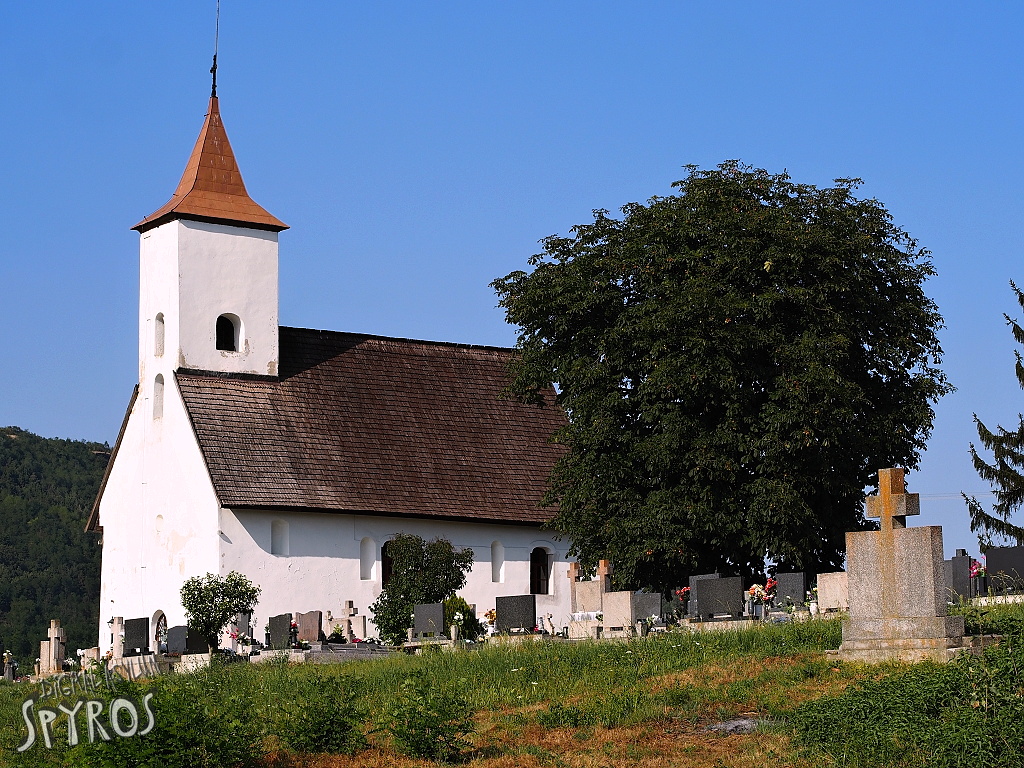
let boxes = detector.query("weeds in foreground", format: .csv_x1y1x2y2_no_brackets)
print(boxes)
380,670,474,762
792,633,1024,768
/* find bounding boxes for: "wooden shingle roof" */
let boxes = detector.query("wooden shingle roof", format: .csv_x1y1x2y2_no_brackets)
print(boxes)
175,327,566,524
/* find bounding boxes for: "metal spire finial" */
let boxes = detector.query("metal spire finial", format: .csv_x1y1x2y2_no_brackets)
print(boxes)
210,0,221,97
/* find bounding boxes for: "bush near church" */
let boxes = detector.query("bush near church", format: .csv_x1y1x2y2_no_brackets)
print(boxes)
369,533,474,646
179,571,261,652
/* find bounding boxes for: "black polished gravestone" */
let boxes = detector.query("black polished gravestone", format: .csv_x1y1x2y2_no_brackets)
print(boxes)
688,576,743,620
268,613,293,650
774,572,808,608
166,626,188,655
236,612,251,639
632,593,663,622
495,594,537,633
944,549,973,602
413,603,446,637
123,618,149,656
987,546,1024,593
185,628,209,654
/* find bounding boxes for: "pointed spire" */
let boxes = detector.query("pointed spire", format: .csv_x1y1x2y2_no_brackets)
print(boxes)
132,97,287,233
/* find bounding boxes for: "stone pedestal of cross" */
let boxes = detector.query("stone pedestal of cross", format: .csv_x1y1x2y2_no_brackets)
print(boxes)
838,468,968,663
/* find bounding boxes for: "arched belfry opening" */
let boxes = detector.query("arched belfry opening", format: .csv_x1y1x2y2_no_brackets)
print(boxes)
216,314,240,352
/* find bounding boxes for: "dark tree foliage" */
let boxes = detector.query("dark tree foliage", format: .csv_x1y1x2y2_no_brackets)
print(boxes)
0,427,107,662
492,162,951,588
368,533,474,645
965,282,1024,546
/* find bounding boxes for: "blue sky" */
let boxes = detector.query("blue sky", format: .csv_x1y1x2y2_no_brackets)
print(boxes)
2,2,1022,557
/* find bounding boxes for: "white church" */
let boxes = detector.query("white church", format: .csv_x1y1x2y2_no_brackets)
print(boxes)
86,94,573,649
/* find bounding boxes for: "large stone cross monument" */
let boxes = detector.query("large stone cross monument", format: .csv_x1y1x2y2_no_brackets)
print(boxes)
839,468,968,662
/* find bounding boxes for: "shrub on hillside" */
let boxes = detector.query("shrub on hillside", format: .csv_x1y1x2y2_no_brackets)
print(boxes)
792,636,1024,767
382,670,474,762
274,670,367,756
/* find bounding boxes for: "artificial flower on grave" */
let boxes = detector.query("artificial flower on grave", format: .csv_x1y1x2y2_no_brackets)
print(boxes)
484,608,497,626
970,557,987,578
748,577,778,604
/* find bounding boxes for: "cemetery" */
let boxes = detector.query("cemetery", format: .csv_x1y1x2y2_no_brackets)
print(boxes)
3,469,1022,765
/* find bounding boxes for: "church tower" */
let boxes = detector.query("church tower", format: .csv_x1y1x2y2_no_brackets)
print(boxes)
133,97,287,385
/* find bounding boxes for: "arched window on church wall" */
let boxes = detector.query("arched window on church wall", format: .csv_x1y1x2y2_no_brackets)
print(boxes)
153,375,164,420
271,519,289,556
530,547,552,595
154,313,165,357
491,541,505,583
359,537,375,580
216,314,241,352
381,540,394,586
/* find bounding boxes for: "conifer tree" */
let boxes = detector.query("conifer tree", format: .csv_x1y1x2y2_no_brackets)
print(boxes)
965,281,1024,545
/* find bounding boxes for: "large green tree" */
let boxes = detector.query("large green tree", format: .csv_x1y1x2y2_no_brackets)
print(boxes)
492,162,952,588
965,282,1024,546
369,534,474,645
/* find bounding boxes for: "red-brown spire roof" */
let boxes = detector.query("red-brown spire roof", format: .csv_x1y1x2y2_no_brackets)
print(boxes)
132,97,288,233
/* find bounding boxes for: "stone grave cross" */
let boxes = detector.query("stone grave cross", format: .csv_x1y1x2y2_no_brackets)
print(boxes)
341,601,358,641
597,559,613,592
865,468,919,618
865,467,920,529
42,620,65,675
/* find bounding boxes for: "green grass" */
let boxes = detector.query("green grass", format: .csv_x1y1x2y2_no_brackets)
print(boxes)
0,619,842,766
1,606,1022,766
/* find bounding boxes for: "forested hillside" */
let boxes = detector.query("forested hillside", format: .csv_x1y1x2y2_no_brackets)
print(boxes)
0,427,107,662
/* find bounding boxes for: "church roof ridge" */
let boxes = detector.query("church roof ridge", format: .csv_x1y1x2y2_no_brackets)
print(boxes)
132,97,288,233
277,325,516,354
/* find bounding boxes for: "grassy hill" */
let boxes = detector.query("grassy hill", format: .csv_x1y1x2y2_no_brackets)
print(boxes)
0,427,107,662
0,611,1020,767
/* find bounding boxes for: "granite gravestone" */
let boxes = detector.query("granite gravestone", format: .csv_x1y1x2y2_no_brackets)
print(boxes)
236,612,251,639
689,576,743,620
774,572,807,608
944,549,973,602
986,545,1024,593
839,468,968,663
495,595,537,633
295,610,323,643
633,592,663,622
268,613,292,650
413,603,446,637
166,626,188,655
185,628,209,653
123,618,149,656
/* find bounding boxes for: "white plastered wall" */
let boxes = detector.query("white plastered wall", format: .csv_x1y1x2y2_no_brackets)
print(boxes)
95,375,222,650
219,510,573,639
139,219,279,378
